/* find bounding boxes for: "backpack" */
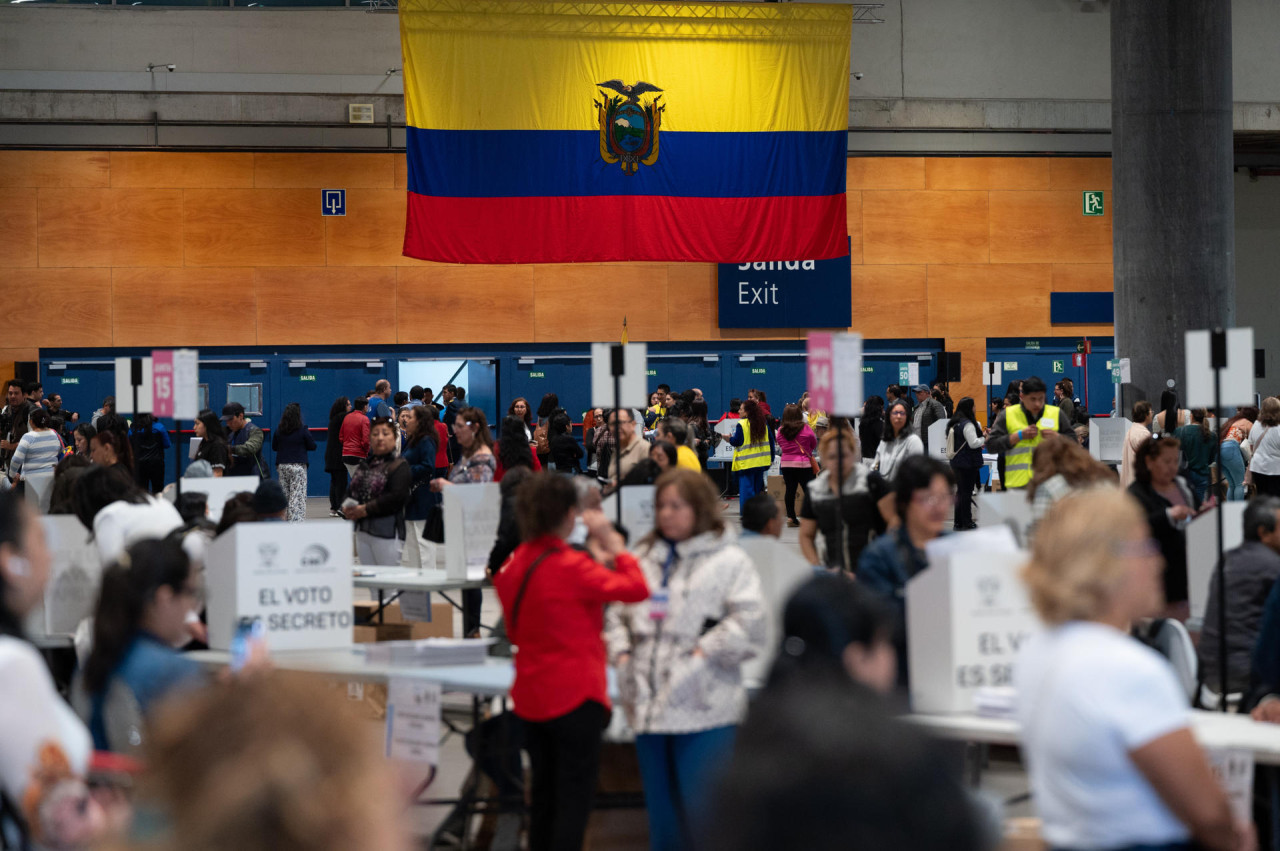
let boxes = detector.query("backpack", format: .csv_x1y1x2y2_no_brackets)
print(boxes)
533,421,550,456
945,422,961,460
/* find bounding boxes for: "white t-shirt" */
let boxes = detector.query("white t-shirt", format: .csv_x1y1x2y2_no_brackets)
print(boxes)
0,636,92,817
93,496,184,564
873,433,924,481
1015,621,1190,850
1249,419,1280,476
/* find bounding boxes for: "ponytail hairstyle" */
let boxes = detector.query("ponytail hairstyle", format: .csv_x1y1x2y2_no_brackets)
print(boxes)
83,538,191,695
0,491,32,638
766,574,894,689
28,407,51,431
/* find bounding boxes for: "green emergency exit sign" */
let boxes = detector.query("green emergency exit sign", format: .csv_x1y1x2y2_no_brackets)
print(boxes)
1083,191,1104,216
751,368,767,375
299,375,316,382
528,371,545,379
646,369,657,377
61,377,79,385
1052,360,1064,374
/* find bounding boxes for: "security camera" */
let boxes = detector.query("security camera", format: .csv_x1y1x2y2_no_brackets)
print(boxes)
165,64,175,72
146,63,177,73
853,71,864,80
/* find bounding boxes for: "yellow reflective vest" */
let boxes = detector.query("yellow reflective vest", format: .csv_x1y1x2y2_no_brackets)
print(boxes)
732,419,773,473
1003,403,1063,489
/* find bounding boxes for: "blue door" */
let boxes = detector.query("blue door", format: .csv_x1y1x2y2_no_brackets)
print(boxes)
44,362,115,434
727,355,808,417
281,361,386,496
506,357,591,425
646,356,724,418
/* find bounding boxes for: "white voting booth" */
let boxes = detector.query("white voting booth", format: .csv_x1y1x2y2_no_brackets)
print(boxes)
23,471,55,514
907,527,1039,714
927,420,947,461
1089,417,1132,464
976,491,1032,544
601,485,656,542
443,482,501,581
175,476,259,523
1188,503,1247,623
24,515,104,638
205,520,353,652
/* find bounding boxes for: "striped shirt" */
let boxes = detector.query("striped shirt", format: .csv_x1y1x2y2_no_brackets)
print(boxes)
10,430,63,479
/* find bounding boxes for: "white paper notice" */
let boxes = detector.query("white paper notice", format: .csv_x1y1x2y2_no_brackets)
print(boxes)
399,590,433,623
1206,748,1254,824
444,483,501,581
386,677,441,766
907,362,920,387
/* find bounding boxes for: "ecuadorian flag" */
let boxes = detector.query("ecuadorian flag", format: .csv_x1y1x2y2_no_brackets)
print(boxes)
400,0,852,264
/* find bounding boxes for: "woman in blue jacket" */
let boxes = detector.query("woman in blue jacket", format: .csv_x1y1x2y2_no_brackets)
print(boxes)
272,402,317,523
402,405,441,570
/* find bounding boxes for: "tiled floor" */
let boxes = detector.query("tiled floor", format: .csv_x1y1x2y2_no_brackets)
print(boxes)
305,496,1031,849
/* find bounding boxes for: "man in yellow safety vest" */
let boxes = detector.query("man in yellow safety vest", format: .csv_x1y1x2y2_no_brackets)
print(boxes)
984,375,1077,489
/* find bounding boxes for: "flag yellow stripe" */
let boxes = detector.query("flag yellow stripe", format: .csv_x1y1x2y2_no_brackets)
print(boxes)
400,0,852,133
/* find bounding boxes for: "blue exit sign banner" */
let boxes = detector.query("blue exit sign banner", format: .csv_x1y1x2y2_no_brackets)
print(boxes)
717,240,852,329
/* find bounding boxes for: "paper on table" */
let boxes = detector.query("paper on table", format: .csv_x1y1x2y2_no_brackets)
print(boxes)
399,591,433,623
386,677,441,766
1206,748,1254,824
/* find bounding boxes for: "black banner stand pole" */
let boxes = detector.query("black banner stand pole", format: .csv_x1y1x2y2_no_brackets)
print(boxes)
612,344,624,529
1211,328,1228,711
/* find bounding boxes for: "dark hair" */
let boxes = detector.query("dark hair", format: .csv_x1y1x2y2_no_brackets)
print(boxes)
651,440,678,469
863,396,885,421
1244,496,1280,542
1132,400,1153,424
196,410,227,443
91,427,135,470
742,492,779,534
656,383,670,394
707,679,986,851
277,402,303,436
1221,406,1260,442
327,397,350,424
393,392,408,408
1020,376,1047,396
5,379,20,392
0,492,31,637
407,405,438,450
498,416,536,471
27,407,50,430
550,412,571,437
83,538,192,695
410,385,424,401
893,455,955,519
766,574,894,688
536,393,560,420
353,396,368,412
884,399,914,442
1190,407,1211,440
779,404,805,441
454,387,467,401
215,493,258,537
657,416,689,446
24,380,41,395
948,397,977,433
728,398,742,414
457,407,494,452
1133,436,1180,485
690,400,709,423
680,389,697,406
74,422,98,452
176,492,210,524
507,397,534,428
742,399,767,442
73,464,147,532
49,454,92,515
516,472,578,541
750,388,768,404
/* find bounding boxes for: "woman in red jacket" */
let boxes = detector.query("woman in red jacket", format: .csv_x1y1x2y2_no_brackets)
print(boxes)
493,472,649,851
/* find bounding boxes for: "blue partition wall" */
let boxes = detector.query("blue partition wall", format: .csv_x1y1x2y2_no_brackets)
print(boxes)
984,337,1116,415
41,339,946,496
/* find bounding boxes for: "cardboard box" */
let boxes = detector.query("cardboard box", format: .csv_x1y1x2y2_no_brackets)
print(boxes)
343,680,388,720
765,475,785,500
353,601,454,640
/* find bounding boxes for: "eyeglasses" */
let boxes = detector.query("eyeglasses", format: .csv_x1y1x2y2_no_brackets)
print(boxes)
913,492,954,508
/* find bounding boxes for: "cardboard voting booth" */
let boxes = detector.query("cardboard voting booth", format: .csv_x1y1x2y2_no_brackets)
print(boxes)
1089,417,1132,464
176,476,260,523
205,520,353,652
928,420,948,461
976,491,1033,543
602,485,656,542
907,528,1039,714
23,471,55,514
443,482,501,581
1188,503,1247,623
25,515,103,637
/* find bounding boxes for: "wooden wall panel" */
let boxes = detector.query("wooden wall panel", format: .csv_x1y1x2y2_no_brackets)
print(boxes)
110,152,254,188
846,190,864,265
0,152,108,188
1052,263,1114,292
0,349,39,388
862,191,990,265
924,158,1050,190
397,266,535,344
0,189,37,268
667,264,715,340
926,264,1053,339
39,189,184,267
989,191,1112,264
394,155,409,190
1049,158,1112,190
112,268,257,347
4,270,112,348
255,267,398,345
533,265,668,342
254,153,396,189
325,190,415,266
847,157,924,190
184,190,325,267
851,265,928,337
944,336,989,426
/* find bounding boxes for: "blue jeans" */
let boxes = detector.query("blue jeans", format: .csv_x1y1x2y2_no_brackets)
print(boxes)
634,727,737,851
1184,468,1209,504
736,468,765,514
1053,845,1191,851
1221,439,1247,501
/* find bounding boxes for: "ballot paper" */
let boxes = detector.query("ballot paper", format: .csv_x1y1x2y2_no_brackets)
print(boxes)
385,677,441,766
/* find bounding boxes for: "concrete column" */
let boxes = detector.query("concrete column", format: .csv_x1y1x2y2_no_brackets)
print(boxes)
1112,0,1235,415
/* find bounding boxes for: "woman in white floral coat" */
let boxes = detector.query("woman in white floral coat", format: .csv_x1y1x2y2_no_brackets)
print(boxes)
606,468,766,851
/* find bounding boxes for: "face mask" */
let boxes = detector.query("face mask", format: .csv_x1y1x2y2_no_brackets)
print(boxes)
568,517,589,546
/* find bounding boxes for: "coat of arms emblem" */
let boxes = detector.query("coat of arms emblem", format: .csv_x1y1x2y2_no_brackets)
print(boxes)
595,79,664,175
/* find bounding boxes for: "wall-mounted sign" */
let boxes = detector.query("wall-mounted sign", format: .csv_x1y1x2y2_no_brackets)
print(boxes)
528,371,546,379
299,375,317,382
1083,191,1104,216
61,377,79,385
717,240,853,329
1024,340,1040,350
750,367,767,375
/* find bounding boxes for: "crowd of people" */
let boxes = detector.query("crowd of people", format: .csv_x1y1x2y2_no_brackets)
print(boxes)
5,367,1280,851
